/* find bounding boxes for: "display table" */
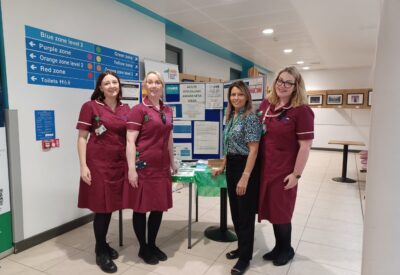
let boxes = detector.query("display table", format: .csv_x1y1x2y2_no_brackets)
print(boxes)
329,140,366,183
172,166,237,248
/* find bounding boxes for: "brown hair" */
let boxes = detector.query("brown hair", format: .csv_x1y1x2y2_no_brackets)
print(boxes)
225,80,253,123
267,66,307,107
90,70,122,101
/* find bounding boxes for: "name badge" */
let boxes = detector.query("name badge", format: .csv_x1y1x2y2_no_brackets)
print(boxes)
95,124,107,136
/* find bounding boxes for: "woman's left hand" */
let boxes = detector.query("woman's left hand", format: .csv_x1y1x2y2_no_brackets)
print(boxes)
283,174,298,190
171,163,178,175
236,176,248,196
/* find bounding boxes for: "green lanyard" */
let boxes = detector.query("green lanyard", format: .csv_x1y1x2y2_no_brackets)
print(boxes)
224,111,243,155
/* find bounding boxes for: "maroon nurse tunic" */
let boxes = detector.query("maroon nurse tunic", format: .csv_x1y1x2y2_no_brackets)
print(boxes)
76,100,130,213
123,97,173,213
258,99,314,223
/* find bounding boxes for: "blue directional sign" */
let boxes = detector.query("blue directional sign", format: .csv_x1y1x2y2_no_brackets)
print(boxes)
25,25,139,89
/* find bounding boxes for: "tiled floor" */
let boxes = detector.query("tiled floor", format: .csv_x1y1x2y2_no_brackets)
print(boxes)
0,150,365,275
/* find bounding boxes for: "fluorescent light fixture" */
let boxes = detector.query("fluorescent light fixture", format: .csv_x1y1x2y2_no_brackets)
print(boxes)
302,66,310,70
296,61,304,64
283,49,293,53
262,28,274,34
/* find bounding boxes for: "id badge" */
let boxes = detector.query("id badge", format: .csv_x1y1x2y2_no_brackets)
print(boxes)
262,124,267,135
95,124,107,136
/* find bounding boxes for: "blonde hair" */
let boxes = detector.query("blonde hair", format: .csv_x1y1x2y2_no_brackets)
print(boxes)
267,66,307,107
142,71,165,96
225,80,253,123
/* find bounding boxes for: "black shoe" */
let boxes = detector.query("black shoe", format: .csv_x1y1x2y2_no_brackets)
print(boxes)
96,253,117,273
262,246,279,261
150,246,168,261
273,247,295,266
138,246,159,265
105,243,119,260
231,259,249,275
226,248,240,260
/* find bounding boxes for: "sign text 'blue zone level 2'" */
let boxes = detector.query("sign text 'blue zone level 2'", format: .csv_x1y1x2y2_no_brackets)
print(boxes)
25,25,139,90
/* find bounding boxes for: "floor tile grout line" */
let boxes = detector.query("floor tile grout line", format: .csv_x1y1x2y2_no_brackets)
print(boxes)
287,154,337,275
300,239,362,254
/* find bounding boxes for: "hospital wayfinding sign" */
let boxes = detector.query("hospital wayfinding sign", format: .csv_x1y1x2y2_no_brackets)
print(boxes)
25,25,139,89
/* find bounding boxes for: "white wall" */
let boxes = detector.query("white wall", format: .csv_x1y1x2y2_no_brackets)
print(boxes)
1,0,165,239
166,36,242,81
302,67,372,149
362,1,400,273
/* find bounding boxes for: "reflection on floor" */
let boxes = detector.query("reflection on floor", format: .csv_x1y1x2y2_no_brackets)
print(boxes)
0,150,365,275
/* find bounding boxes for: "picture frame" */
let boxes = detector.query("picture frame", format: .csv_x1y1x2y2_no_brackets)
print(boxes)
368,90,372,106
307,95,323,105
326,94,343,105
347,93,364,105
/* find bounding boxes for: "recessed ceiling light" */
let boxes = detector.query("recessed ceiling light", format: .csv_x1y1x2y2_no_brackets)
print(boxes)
283,49,293,53
262,28,274,34
296,61,304,65
302,66,310,70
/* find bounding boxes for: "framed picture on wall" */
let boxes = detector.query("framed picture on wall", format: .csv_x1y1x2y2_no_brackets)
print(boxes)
368,90,372,106
326,94,343,105
307,95,323,105
347,93,364,105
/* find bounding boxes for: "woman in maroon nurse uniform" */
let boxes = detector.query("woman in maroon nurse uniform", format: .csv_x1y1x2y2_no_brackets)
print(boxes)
258,66,314,266
77,70,130,273
124,71,177,265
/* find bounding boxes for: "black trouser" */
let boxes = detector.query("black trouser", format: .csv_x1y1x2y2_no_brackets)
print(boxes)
226,154,259,262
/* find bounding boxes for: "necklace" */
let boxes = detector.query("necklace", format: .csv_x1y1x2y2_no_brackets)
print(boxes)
262,105,284,124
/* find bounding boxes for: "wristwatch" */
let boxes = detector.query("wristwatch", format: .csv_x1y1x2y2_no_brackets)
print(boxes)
294,174,301,179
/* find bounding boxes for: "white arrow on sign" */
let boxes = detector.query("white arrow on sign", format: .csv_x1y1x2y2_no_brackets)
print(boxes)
29,53,36,59
30,76,37,81
29,41,36,47
30,64,37,70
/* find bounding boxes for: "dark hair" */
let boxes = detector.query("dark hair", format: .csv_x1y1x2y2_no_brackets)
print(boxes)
90,70,122,101
225,80,253,123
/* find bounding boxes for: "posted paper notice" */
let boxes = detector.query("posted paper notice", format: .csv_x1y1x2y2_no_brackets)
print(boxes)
194,121,219,155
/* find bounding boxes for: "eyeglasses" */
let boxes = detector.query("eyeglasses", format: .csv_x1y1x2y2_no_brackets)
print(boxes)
276,78,295,88
160,111,166,124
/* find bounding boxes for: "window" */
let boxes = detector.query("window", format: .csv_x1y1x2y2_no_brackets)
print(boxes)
165,44,183,73
230,68,242,80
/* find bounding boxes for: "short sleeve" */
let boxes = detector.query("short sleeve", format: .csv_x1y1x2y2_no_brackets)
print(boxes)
76,101,93,131
295,105,314,140
244,113,262,143
127,104,144,131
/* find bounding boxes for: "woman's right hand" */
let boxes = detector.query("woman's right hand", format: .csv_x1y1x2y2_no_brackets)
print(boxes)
212,166,224,177
128,168,138,188
80,165,92,185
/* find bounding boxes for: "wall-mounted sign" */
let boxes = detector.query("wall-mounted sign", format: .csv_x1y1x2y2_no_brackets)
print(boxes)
25,25,139,89
144,59,179,83
35,110,55,141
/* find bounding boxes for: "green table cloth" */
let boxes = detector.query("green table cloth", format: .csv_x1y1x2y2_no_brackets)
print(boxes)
172,167,226,197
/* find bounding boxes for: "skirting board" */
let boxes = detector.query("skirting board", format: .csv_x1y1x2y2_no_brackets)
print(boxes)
13,213,94,253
